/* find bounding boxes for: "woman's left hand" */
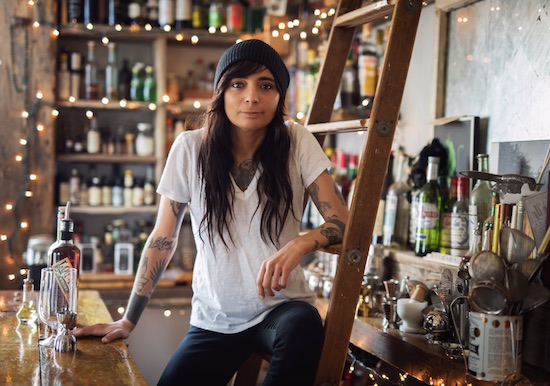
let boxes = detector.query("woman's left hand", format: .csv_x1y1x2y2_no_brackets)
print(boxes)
256,240,305,299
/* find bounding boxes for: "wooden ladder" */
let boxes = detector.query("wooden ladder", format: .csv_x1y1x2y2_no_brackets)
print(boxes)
234,0,423,385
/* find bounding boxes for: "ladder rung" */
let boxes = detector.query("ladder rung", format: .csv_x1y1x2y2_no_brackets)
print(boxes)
333,0,395,28
306,119,369,134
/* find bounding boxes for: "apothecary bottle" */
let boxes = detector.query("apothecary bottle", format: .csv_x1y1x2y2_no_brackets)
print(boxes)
136,123,155,156
414,156,441,256
469,153,493,236
16,278,38,324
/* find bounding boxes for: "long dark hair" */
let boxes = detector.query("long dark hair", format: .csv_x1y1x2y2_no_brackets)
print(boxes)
197,60,295,248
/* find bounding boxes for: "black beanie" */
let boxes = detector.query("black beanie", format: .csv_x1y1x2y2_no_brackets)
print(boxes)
214,39,290,98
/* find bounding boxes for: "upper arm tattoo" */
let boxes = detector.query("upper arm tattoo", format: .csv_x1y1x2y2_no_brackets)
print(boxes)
170,200,186,237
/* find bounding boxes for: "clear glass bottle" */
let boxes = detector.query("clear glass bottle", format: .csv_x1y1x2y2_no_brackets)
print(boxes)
57,51,71,101
136,123,155,156
382,152,411,249
469,153,493,233
123,169,134,207
105,42,119,100
16,278,38,324
450,176,470,256
84,40,99,100
86,117,101,154
159,0,175,29
88,176,102,206
175,0,193,29
414,156,441,256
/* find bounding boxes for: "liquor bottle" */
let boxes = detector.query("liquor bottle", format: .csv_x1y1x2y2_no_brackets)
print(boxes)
69,169,81,206
130,62,145,101
47,206,66,267
340,50,358,109
146,0,160,26
68,0,84,24
84,41,99,100
16,278,38,324
50,215,82,278
86,117,101,154
128,1,144,26
208,0,224,29
83,0,99,25
225,0,243,33
123,169,134,207
143,65,157,102
70,52,82,100
382,152,411,249
57,51,71,101
107,0,123,26
159,0,175,29
469,153,493,235
105,42,119,100
192,0,207,29
450,176,470,256
175,0,193,28
414,156,441,256
439,176,457,254
118,58,132,100
373,153,394,244
357,24,378,111
144,167,156,206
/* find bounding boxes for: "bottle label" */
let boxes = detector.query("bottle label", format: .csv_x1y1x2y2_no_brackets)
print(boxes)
450,212,469,254
52,258,74,303
418,203,439,229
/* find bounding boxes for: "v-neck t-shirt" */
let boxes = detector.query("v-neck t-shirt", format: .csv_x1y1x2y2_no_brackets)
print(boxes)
157,121,331,334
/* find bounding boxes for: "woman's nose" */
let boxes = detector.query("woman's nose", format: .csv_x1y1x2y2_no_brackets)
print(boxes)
244,89,259,103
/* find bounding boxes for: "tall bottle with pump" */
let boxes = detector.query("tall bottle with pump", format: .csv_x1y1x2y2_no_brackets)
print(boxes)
414,156,442,256
382,152,411,249
50,203,81,278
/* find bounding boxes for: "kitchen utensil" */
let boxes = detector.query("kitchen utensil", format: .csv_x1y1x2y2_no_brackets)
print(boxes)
468,251,506,283
505,268,529,305
459,171,541,193
469,280,510,314
500,227,536,265
520,283,550,314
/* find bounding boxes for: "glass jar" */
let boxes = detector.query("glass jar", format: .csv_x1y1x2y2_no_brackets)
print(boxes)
135,123,155,156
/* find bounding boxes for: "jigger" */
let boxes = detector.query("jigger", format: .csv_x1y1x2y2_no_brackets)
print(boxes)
54,311,77,352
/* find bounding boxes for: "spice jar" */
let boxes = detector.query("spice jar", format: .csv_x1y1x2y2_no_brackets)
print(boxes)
135,123,155,156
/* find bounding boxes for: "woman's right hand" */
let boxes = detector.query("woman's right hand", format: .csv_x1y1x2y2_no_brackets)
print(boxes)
73,318,135,344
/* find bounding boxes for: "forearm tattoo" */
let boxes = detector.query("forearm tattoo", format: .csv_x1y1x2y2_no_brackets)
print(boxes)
320,216,346,245
149,236,174,251
125,292,149,325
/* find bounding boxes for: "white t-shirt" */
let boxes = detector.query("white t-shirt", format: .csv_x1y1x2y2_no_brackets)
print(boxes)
157,121,331,334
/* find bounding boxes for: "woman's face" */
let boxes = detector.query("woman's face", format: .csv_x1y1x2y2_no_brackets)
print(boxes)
223,67,280,134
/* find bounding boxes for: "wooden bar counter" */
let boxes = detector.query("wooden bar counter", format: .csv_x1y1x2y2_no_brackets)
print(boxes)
0,289,146,385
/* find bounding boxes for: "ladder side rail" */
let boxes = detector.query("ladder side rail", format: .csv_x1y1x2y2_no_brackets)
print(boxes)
313,0,424,384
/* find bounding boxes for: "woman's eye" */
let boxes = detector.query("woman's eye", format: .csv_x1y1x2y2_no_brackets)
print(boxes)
260,83,274,90
231,81,244,88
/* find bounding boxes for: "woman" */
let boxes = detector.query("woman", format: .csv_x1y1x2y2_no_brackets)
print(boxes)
74,39,348,386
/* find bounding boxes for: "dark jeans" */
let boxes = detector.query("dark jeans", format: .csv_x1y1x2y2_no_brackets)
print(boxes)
157,301,324,386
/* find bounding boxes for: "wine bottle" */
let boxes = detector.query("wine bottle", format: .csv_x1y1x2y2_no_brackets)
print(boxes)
414,156,441,256
105,42,119,100
84,41,99,100
439,175,457,254
450,176,470,256
382,152,411,249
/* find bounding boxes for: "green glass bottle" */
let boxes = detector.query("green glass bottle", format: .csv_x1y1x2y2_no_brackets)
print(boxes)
414,156,442,256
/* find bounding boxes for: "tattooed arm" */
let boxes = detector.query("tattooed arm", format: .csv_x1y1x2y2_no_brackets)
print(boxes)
73,195,187,343
257,170,348,298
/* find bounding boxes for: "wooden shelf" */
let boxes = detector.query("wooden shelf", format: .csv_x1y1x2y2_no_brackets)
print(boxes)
56,153,157,164
71,205,158,215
